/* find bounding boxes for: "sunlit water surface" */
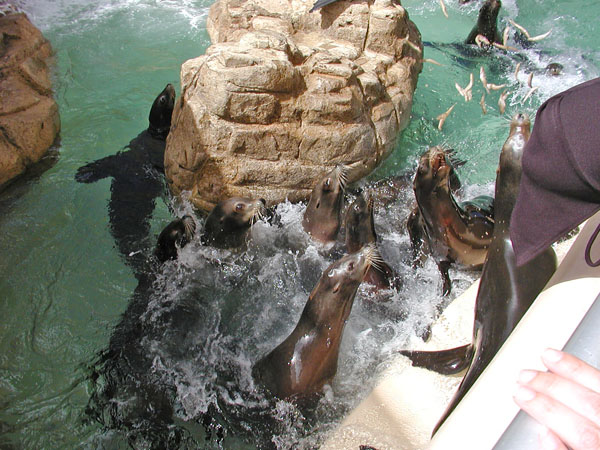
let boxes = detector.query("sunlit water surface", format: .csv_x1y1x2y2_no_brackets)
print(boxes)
1,0,598,448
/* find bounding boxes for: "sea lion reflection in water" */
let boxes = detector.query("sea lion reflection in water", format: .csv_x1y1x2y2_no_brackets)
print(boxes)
400,114,557,435
407,146,494,295
303,165,347,245
253,244,380,402
75,84,176,277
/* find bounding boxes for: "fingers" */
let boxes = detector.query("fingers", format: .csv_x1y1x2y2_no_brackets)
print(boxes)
541,349,600,394
514,349,600,450
514,385,600,449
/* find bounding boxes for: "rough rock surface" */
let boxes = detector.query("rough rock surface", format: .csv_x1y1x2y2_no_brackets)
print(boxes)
166,0,422,211
0,12,60,189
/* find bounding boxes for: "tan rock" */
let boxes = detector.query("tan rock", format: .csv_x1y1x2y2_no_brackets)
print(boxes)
0,13,60,189
166,0,422,211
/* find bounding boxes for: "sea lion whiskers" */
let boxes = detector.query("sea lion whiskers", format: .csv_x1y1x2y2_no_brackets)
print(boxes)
182,215,197,241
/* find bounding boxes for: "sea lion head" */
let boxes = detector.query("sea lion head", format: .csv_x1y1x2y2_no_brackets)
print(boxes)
309,244,380,322
303,165,348,244
477,0,502,43
414,146,455,195
495,113,531,218
148,84,176,139
344,191,376,253
202,197,267,248
155,215,197,263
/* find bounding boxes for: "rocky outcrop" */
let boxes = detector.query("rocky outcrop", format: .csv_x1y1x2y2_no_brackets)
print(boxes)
166,0,422,211
0,12,60,189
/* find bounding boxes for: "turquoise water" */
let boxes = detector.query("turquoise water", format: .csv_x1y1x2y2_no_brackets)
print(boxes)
1,0,599,448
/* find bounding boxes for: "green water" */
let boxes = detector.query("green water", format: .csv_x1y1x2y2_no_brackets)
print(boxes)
1,0,599,448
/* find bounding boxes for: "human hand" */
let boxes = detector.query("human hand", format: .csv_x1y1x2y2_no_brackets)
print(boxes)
513,348,600,449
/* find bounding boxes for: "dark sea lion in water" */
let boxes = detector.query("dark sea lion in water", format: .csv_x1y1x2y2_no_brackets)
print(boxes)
201,197,266,249
75,84,176,277
86,220,199,448
154,215,196,263
252,245,377,402
303,165,347,244
465,0,502,46
407,146,494,296
345,191,400,291
400,114,557,435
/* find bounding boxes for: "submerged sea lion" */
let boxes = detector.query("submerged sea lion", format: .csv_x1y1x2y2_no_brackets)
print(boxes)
345,191,400,291
253,245,377,401
400,114,557,434
408,146,494,295
465,0,502,46
75,84,176,277
155,215,196,263
201,197,266,249
303,165,347,244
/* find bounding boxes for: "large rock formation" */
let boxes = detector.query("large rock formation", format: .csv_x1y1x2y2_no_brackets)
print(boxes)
166,0,422,211
0,11,60,189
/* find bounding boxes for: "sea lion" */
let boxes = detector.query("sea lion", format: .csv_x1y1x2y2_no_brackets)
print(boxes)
252,245,377,401
407,146,494,295
303,165,347,244
344,191,400,291
75,84,176,277
154,215,196,263
465,0,502,46
201,197,266,249
400,114,557,435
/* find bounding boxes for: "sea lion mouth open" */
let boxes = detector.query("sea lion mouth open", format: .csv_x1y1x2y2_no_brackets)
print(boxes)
252,244,379,402
465,0,502,47
202,197,267,248
303,164,348,244
401,113,556,435
409,146,495,295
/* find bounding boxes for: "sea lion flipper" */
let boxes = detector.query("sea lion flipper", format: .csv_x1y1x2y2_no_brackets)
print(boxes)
398,344,473,375
309,0,339,12
75,154,121,183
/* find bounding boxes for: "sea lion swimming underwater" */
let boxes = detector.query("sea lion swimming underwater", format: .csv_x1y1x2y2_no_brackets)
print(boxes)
252,244,379,402
400,114,557,435
407,146,494,296
201,197,267,249
303,165,347,245
75,84,176,277
86,216,198,448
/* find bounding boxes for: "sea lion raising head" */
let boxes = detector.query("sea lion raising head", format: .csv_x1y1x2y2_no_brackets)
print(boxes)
409,146,494,295
148,83,175,140
202,197,266,249
252,244,379,402
465,0,502,46
303,165,348,244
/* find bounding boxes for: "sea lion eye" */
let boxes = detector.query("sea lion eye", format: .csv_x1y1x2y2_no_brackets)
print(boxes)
235,203,244,212
159,96,166,104
348,262,354,271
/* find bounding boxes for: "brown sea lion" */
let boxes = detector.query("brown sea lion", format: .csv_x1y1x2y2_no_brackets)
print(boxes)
465,0,502,46
154,215,196,263
252,245,377,401
303,165,347,244
344,191,400,291
407,146,494,295
400,114,557,435
201,197,266,249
